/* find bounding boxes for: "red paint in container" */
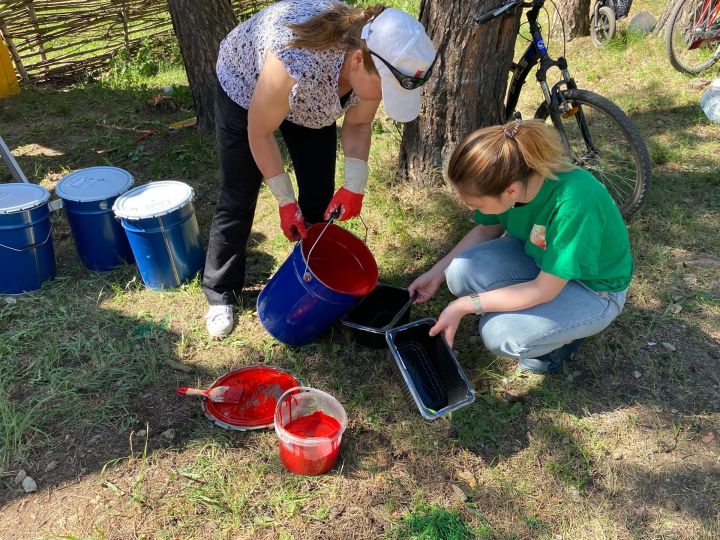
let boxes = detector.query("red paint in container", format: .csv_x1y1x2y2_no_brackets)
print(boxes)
301,223,377,297
274,387,348,476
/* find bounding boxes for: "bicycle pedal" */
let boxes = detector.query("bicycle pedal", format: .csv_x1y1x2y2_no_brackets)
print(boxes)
561,106,580,119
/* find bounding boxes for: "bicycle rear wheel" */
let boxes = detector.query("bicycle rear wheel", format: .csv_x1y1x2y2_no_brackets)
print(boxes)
665,0,720,75
535,88,652,219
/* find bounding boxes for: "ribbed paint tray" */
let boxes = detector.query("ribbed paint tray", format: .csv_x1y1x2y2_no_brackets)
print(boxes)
385,318,475,420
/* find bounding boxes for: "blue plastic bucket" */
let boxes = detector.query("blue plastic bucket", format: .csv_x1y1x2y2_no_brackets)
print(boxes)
257,222,378,346
0,183,56,294
112,181,205,290
56,166,135,271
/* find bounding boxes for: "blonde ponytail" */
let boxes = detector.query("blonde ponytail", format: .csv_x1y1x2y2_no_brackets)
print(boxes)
447,119,572,197
287,2,386,74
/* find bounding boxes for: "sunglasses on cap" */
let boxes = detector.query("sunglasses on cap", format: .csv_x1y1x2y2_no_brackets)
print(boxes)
369,50,438,90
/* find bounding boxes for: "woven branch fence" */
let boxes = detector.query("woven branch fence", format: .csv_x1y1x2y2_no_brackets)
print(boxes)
0,0,267,84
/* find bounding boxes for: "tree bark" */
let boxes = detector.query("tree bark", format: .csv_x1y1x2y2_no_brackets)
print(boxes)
397,0,520,186
552,0,592,41
654,1,675,36
166,0,236,133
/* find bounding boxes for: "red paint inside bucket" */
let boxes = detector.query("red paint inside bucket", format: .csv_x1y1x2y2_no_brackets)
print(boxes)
302,223,378,297
278,411,342,475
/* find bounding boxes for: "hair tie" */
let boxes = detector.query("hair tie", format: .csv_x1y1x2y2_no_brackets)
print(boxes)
503,117,521,139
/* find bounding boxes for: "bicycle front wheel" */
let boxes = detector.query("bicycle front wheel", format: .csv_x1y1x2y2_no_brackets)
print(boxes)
535,88,652,219
665,0,720,75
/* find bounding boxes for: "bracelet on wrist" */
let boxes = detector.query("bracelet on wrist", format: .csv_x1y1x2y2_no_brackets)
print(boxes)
469,293,484,316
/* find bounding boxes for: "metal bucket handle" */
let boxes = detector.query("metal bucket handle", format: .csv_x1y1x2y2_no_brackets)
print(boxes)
301,209,369,283
0,224,52,253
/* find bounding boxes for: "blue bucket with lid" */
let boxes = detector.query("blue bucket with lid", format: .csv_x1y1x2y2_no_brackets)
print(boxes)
56,166,135,271
112,180,205,290
0,183,56,294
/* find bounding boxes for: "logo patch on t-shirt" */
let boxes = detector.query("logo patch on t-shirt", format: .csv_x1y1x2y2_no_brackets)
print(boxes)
530,224,547,250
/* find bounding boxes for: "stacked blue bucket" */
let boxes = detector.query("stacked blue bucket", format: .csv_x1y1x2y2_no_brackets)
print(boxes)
0,183,56,294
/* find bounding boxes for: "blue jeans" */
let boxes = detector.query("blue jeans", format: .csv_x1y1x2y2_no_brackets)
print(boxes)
444,236,627,360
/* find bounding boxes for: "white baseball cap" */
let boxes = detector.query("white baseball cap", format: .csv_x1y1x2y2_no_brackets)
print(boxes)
360,8,437,123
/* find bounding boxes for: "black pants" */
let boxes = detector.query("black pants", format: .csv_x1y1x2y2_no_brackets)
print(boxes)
203,82,337,305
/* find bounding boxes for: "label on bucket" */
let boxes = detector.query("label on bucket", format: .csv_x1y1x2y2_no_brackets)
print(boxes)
68,176,97,189
57,167,134,203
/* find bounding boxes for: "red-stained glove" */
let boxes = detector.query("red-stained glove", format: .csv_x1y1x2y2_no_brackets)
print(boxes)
279,202,307,241
323,187,364,221
323,157,369,221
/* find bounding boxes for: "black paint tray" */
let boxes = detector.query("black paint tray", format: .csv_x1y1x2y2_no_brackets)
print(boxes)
341,284,413,348
385,318,475,420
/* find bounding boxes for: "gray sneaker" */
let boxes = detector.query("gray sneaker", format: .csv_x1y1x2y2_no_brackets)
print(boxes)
205,305,234,339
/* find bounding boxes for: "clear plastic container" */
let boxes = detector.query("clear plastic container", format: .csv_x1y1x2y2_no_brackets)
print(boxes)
700,79,720,123
386,318,475,420
274,387,348,475
341,283,414,348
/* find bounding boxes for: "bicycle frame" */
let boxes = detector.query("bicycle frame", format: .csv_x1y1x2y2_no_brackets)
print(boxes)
499,0,595,157
504,2,567,120
688,0,720,49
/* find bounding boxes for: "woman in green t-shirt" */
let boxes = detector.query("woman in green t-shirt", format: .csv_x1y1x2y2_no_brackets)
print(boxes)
409,119,633,373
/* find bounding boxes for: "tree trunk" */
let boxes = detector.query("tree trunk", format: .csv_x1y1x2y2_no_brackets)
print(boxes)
552,0,592,41
654,1,675,36
397,0,520,186
167,0,236,133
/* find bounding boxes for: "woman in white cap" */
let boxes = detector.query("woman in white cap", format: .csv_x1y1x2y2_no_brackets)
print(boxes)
204,0,436,338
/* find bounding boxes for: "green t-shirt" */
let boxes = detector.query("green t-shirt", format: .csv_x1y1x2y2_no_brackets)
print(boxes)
473,167,633,292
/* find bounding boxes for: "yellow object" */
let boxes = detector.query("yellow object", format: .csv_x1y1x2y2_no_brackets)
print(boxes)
0,36,20,98
169,117,197,130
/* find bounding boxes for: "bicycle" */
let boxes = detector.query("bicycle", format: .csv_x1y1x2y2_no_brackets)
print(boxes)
665,0,720,74
476,0,652,219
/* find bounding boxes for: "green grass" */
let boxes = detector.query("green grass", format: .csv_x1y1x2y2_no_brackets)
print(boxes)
387,505,477,539
450,389,524,451
0,0,719,538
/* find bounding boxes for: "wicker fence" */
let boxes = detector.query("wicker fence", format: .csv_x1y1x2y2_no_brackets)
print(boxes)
0,0,266,84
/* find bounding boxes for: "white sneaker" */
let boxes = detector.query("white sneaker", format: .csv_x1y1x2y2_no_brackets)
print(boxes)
205,305,234,339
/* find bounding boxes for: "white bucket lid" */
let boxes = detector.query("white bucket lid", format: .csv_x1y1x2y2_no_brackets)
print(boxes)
112,180,195,219
56,166,134,202
0,183,51,214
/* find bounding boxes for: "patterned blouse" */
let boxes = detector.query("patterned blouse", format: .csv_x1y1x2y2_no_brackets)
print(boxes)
216,0,361,129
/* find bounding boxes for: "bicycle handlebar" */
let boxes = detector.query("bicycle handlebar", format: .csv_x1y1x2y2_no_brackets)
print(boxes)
474,0,542,25
475,0,520,24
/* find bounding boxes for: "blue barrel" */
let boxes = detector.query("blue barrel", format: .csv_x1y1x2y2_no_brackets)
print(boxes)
257,223,378,346
56,166,135,271
0,183,56,294
112,180,205,290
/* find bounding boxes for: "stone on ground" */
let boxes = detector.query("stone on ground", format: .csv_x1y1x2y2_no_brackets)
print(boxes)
629,11,656,33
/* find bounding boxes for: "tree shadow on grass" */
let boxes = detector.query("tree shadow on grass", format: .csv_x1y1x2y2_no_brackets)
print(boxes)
0,271,215,508
441,293,719,533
